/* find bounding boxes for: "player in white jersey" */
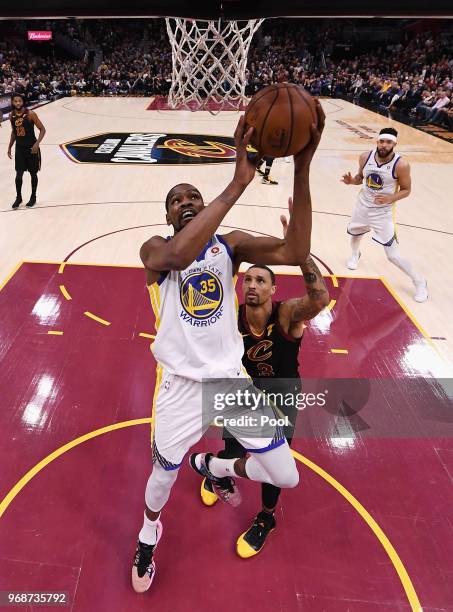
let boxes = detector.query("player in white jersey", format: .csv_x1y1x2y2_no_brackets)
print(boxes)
131,103,325,593
342,127,428,302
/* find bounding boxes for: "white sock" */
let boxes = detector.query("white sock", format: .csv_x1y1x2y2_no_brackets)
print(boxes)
208,457,237,478
384,243,423,283
138,511,160,545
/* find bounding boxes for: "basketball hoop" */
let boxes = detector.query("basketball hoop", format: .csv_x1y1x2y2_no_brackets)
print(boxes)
165,18,264,113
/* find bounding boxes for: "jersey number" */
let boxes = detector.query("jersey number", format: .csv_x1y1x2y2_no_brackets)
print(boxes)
200,279,215,293
17,127,25,137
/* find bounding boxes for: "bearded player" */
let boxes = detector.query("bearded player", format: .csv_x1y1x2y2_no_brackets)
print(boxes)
7,94,46,209
199,198,329,557
132,102,325,593
342,127,427,302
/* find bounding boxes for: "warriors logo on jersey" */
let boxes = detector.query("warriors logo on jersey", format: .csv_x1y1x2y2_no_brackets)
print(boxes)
180,270,223,320
366,172,384,191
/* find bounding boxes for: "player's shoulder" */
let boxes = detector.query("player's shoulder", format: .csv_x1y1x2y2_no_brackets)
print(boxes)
219,230,251,249
140,235,168,263
359,149,373,163
394,156,410,174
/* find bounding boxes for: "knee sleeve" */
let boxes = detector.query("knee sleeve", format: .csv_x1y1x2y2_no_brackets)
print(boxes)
144,462,179,513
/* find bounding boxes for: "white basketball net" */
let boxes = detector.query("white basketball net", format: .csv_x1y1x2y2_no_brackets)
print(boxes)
165,18,264,113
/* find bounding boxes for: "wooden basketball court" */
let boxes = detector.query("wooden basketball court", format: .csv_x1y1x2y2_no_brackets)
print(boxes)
1,97,453,611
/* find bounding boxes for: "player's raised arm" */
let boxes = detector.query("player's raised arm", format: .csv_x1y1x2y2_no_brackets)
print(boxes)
279,198,329,332
341,150,369,185
226,99,325,269
140,116,256,277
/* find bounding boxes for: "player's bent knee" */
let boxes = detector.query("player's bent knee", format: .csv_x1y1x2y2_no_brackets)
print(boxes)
274,463,299,489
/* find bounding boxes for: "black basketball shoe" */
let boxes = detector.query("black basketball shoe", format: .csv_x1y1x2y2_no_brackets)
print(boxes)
236,511,276,558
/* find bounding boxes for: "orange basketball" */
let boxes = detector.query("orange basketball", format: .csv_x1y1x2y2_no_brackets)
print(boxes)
245,83,317,157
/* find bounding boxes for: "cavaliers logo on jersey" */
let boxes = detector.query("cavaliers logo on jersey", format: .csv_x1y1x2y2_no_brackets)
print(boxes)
180,271,223,322
366,172,384,190
246,340,273,362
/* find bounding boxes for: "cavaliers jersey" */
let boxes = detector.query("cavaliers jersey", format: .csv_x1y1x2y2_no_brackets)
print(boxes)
239,302,301,380
148,234,244,381
358,149,401,209
10,109,37,148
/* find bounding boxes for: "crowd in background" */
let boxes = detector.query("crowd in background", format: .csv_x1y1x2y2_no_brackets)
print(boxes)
1,18,452,129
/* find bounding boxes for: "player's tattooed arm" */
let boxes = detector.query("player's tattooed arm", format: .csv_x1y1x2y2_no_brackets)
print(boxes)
278,257,329,338
279,200,329,337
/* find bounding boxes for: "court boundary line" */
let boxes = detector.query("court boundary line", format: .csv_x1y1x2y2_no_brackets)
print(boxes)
0,418,421,610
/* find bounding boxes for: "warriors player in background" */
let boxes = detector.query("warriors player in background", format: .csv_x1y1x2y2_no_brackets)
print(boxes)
200,198,329,558
132,102,325,593
342,127,427,302
7,94,46,209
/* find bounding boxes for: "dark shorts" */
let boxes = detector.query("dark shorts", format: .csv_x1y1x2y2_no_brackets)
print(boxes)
15,146,41,173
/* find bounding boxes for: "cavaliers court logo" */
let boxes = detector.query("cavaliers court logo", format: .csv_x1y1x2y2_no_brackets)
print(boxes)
180,271,223,326
366,172,384,190
60,132,237,165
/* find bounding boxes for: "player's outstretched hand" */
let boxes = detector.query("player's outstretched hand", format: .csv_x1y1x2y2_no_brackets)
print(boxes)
280,196,293,237
294,98,325,169
233,115,256,188
341,172,354,184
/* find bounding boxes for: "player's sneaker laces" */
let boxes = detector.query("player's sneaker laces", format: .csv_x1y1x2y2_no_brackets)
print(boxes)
189,453,241,507
346,251,361,270
413,279,428,303
261,176,278,185
200,477,218,507
236,511,276,558
131,520,163,593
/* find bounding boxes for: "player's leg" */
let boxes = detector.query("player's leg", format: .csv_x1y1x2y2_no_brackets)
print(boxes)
346,202,371,269
261,156,278,185
236,403,298,557
12,149,26,209
200,432,246,507
371,210,428,302
132,373,205,593
26,149,41,207
384,241,428,302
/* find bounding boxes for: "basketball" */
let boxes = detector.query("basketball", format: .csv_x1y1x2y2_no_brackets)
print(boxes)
244,83,318,157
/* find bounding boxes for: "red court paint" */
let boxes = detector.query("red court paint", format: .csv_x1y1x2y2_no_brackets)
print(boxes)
0,262,452,611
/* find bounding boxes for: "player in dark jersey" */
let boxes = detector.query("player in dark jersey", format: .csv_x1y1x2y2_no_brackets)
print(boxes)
256,156,278,185
7,93,46,209
199,198,329,557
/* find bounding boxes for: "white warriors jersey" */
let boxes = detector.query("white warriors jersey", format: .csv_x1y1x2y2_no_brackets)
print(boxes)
148,234,244,381
358,148,401,208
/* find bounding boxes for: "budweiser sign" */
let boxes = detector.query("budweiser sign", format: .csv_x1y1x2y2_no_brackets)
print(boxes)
28,31,52,41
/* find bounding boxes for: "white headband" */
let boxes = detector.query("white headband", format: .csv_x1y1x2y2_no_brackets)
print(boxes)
378,133,397,143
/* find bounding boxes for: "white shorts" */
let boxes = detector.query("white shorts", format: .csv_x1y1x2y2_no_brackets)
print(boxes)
152,369,285,470
347,200,397,246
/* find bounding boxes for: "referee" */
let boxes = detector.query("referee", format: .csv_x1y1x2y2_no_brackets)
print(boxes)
7,93,46,209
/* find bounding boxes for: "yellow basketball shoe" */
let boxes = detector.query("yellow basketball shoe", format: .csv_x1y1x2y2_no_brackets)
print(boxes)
200,477,219,507
236,511,276,558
